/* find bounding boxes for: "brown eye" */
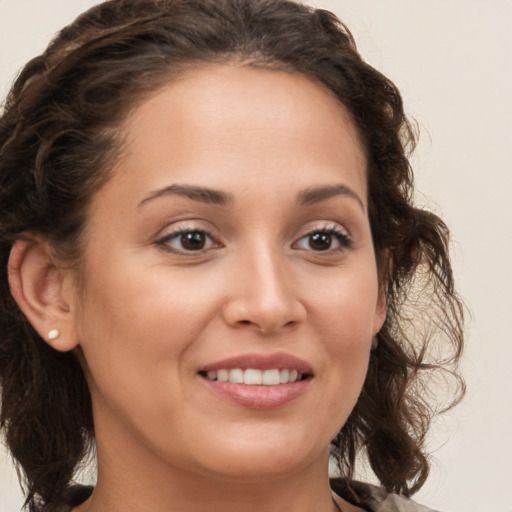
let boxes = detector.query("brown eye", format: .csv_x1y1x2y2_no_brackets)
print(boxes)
180,231,207,250
294,227,352,253
308,232,333,251
159,229,216,253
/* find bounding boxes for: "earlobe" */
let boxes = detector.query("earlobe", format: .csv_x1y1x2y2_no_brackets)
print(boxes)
8,237,79,352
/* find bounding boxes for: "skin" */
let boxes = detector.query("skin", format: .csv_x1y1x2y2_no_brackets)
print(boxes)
11,65,386,512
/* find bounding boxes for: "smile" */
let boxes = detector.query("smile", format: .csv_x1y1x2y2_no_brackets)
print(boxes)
197,353,313,409
202,368,303,385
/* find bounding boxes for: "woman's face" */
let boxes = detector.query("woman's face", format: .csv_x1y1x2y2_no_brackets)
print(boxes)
71,65,386,481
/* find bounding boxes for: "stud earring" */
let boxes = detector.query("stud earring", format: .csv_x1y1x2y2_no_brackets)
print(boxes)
47,329,60,341
371,336,378,350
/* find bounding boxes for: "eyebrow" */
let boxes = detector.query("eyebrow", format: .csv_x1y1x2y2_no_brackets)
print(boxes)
138,184,233,207
138,182,364,210
298,184,365,210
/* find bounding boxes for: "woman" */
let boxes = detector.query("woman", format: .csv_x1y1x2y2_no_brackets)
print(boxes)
0,0,464,511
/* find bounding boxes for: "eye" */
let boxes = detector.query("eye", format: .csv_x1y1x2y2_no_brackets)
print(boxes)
294,227,352,252
157,229,218,253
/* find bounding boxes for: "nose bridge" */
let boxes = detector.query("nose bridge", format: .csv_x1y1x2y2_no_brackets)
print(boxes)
249,243,289,304
223,237,304,333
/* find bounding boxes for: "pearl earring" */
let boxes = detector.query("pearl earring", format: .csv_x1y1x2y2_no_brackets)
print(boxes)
47,329,60,341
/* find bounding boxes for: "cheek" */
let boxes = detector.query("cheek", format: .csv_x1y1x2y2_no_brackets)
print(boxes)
77,250,216,342
74,264,221,437
73,251,233,407
316,264,380,337
311,263,379,390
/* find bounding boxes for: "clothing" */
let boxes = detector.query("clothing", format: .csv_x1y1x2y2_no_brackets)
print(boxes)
52,480,440,512
331,479,440,512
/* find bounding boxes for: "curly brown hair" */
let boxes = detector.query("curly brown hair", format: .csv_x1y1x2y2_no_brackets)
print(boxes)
0,0,464,510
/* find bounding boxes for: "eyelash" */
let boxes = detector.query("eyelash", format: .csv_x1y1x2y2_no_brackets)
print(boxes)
156,228,219,254
293,224,353,254
156,223,353,255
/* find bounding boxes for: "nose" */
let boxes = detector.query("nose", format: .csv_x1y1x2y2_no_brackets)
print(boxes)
222,247,306,335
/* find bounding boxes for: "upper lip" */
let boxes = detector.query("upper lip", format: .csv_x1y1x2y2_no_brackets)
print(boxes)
199,352,313,374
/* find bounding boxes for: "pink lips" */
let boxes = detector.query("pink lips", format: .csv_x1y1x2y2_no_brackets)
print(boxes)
200,352,312,373
198,352,313,409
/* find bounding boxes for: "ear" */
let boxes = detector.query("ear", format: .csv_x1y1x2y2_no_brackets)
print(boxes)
372,285,388,335
8,237,80,352
373,249,391,335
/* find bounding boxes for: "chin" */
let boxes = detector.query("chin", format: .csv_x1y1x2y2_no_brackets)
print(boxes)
190,432,329,482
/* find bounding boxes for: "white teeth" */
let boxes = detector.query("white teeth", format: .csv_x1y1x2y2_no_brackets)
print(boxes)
217,369,229,382
262,369,280,385
229,368,244,384
204,368,303,385
244,368,262,385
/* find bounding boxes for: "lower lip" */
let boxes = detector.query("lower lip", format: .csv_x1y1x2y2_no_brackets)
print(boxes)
200,377,311,409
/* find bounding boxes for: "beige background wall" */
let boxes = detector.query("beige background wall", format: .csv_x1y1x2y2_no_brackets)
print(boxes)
1,1,511,511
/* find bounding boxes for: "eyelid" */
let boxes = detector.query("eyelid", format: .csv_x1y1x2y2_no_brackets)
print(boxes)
296,220,351,239
292,221,354,252
155,220,223,254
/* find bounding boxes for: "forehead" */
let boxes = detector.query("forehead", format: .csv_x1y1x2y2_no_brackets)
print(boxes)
106,64,368,205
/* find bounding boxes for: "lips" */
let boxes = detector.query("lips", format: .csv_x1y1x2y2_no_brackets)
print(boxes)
198,353,313,409
200,352,312,373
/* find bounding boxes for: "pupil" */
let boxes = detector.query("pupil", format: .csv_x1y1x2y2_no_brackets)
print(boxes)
181,232,205,250
309,232,331,251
